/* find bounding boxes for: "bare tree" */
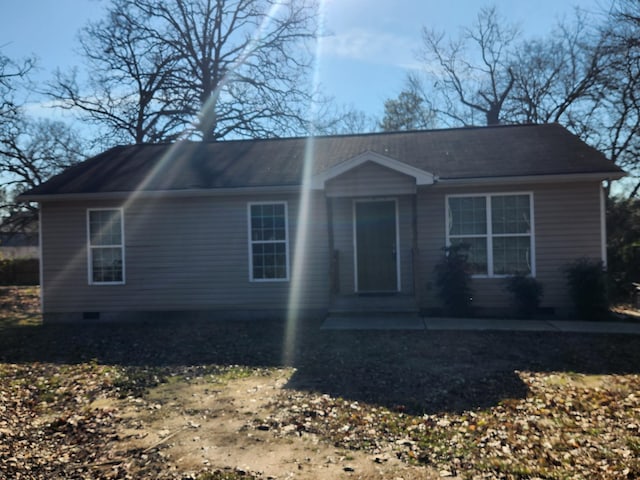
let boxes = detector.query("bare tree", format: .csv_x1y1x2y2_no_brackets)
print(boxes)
49,0,194,145
0,114,87,232
1,119,83,193
1,117,85,221
506,12,609,132
380,74,435,131
149,0,319,141
419,6,519,126
598,0,640,197
313,106,377,135
0,50,34,130
1,49,85,227
50,0,320,144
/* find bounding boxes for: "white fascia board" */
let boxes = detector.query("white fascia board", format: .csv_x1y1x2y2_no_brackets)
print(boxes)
311,150,435,190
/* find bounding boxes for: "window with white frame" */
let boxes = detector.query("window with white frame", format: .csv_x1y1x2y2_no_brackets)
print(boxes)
87,209,124,284
447,193,534,276
248,202,289,281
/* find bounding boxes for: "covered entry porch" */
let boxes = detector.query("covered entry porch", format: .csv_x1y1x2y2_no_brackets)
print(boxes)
311,151,435,317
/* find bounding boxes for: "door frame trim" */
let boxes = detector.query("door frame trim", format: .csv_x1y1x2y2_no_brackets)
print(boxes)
352,198,401,293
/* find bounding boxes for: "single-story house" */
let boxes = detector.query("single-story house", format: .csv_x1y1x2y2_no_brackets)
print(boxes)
18,123,625,323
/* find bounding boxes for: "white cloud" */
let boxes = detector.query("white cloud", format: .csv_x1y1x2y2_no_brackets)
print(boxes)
319,28,416,69
21,99,74,120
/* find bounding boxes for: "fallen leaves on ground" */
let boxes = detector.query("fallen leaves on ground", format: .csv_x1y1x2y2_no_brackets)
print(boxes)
0,286,40,328
1,287,640,479
0,362,265,479
0,362,127,479
2,364,640,479
257,372,640,479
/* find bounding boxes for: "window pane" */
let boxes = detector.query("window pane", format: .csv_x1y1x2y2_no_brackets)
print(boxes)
252,242,287,279
493,236,531,275
92,247,123,283
450,237,488,275
492,195,530,234
89,210,122,246
250,204,287,280
449,197,487,235
273,205,286,241
250,204,286,242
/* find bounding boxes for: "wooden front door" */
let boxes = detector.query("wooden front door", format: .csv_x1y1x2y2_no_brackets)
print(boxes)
355,200,399,292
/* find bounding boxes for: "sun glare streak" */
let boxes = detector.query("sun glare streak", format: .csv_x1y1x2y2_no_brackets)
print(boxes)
50,1,324,339
197,0,284,137
124,0,286,211
283,0,327,366
120,1,288,233
283,136,314,365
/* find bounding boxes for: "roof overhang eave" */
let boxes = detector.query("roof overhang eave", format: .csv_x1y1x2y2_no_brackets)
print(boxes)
433,170,626,187
16,184,302,203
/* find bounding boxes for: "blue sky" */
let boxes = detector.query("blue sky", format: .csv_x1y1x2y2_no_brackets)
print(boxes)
2,0,605,122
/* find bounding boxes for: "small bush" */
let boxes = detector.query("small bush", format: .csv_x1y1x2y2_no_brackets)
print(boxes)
505,274,543,318
434,243,473,317
563,258,609,320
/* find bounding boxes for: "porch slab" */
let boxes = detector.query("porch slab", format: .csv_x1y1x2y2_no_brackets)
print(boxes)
321,315,425,330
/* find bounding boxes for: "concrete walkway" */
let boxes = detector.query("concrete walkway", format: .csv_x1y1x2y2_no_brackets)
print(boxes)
321,316,640,334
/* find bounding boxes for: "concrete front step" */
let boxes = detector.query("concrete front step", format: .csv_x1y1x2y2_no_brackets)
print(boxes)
328,295,419,316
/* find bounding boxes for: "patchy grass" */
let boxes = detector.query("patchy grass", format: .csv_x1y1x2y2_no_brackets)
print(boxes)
0,287,639,479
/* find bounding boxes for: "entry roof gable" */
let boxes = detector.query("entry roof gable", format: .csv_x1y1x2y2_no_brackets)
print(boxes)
311,150,435,190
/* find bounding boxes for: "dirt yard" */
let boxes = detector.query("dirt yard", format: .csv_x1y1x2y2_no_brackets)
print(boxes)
109,368,436,479
1,286,639,479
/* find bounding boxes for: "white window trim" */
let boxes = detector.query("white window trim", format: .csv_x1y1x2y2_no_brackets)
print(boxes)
87,208,126,285
247,201,290,282
352,198,401,293
445,192,536,278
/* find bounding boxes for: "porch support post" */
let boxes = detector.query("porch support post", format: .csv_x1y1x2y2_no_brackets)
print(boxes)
326,196,338,297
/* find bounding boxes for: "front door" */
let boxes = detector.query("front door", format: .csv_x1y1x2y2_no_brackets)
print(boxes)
355,200,398,292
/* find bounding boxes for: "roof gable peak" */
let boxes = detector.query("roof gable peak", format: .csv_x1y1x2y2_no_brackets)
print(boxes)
311,150,435,190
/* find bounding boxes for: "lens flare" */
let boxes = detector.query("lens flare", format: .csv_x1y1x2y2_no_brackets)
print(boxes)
283,0,327,366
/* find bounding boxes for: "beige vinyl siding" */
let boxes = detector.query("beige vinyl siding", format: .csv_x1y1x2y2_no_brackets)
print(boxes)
417,181,604,313
415,188,446,308
533,182,603,311
325,161,416,197
40,192,329,316
40,177,605,317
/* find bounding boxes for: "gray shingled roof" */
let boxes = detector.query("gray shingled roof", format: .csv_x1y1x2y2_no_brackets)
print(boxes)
20,123,624,198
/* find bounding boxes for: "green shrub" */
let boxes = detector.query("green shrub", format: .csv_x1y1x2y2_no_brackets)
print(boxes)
505,274,543,318
563,258,609,320
434,243,473,317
